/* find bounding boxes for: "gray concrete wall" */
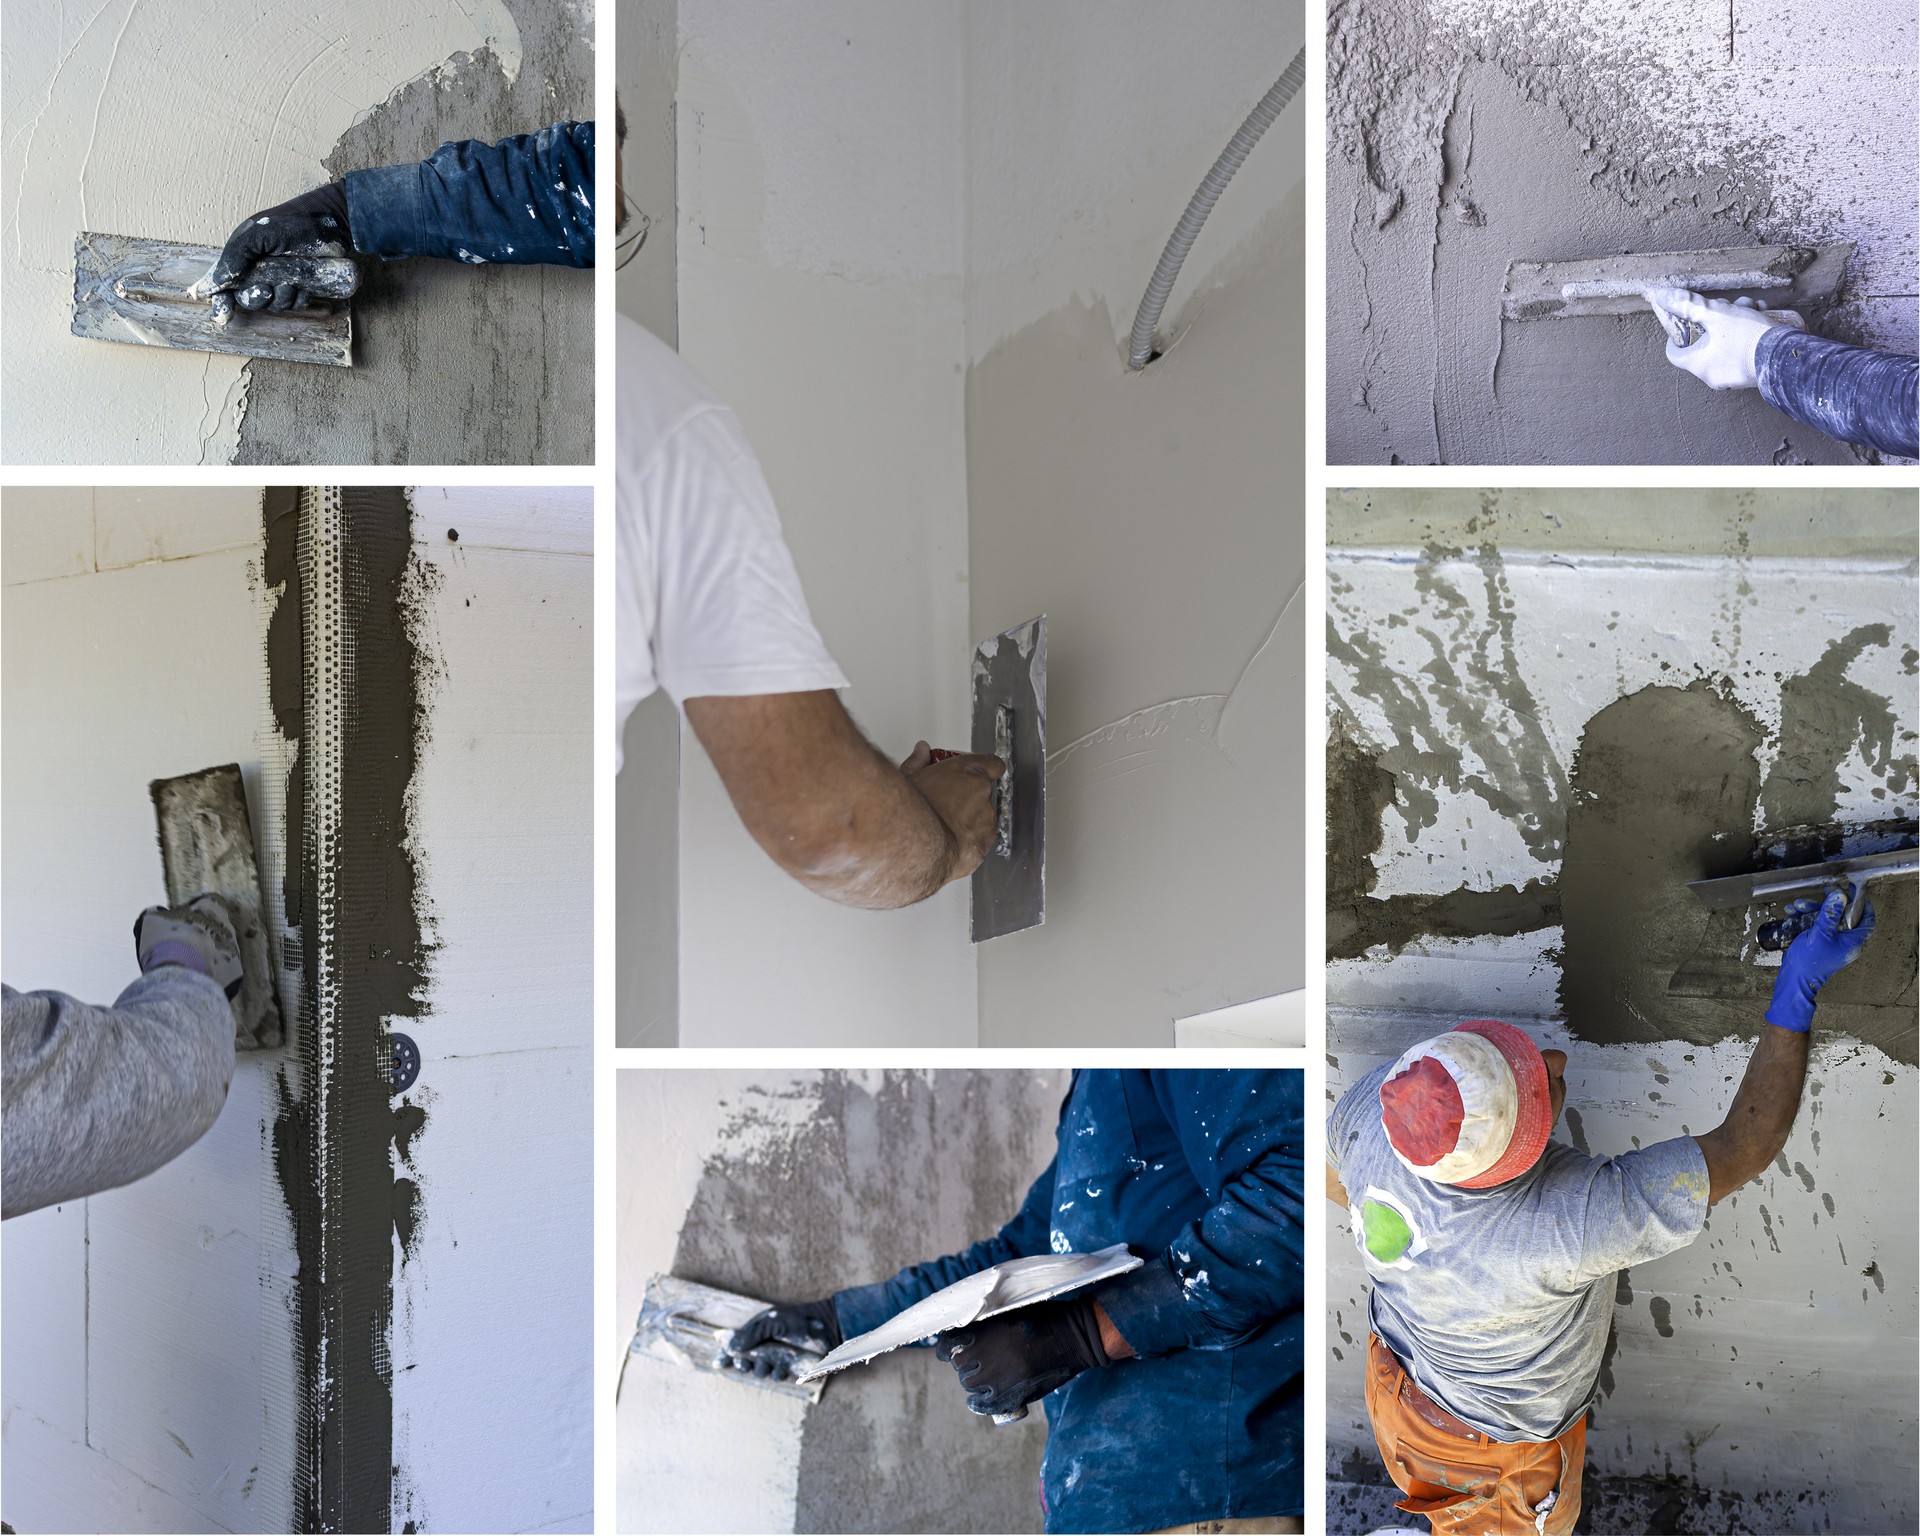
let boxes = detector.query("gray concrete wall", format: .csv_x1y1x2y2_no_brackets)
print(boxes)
1326,0,1919,466
616,1069,1069,1534
1325,488,1919,1532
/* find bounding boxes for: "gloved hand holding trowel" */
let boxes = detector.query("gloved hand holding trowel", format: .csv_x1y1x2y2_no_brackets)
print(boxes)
717,1071,1306,1533
191,120,595,322
1645,284,1918,458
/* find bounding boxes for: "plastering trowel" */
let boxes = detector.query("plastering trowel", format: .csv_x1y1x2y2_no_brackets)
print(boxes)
150,763,284,1049
1687,844,1918,951
957,615,1047,943
1500,242,1852,325
791,1244,1141,1425
627,1275,826,1404
73,231,355,366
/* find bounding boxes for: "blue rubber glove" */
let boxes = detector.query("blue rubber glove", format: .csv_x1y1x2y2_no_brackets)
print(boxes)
1765,890,1875,1032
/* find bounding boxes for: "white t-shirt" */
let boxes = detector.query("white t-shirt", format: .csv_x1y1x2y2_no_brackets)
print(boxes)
614,314,848,769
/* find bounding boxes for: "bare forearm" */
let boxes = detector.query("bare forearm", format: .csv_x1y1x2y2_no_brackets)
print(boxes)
1695,1025,1810,1204
785,745,956,909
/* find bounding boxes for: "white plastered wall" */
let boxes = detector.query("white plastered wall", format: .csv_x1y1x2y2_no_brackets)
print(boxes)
1325,505,1919,1528
389,490,593,1533
656,0,1304,1046
0,490,593,1534
1,492,299,1533
0,2,521,466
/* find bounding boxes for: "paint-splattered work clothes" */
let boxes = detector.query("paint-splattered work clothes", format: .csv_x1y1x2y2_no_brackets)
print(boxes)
834,1070,1305,1535
612,313,848,768
2,971,234,1220
1757,329,1919,458
1328,1061,1709,1443
345,121,595,268
1366,1333,1582,1536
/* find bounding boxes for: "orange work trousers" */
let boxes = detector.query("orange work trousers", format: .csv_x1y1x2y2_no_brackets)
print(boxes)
1364,1335,1584,1536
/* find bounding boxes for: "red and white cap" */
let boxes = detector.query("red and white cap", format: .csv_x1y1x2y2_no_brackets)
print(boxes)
1377,1020,1553,1189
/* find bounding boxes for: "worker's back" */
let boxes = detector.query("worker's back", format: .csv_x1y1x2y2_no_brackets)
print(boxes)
1329,1060,1709,1442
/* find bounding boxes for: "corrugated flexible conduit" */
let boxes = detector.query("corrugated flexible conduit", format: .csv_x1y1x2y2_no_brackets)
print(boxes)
1126,47,1308,370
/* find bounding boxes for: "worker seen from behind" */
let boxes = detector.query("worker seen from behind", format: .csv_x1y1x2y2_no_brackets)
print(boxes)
728,1069,1306,1534
609,98,1004,906
1647,286,1918,459
1325,889,1876,1534
4,898,244,1219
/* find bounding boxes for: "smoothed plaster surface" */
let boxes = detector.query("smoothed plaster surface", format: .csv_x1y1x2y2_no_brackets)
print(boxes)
1325,488,1919,1529
1325,0,1920,465
616,1069,1066,1534
2,1,540,465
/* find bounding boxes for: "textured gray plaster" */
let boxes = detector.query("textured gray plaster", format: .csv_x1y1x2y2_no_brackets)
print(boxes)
235,0,592,465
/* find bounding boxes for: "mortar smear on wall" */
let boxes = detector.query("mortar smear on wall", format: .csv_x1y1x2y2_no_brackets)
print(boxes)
2,2,522,465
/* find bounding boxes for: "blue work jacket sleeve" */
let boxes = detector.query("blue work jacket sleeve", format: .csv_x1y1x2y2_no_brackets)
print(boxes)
830,1154,1058,1340
1092,1071,1304,1359
344,121,594,268
1756,328,1919,459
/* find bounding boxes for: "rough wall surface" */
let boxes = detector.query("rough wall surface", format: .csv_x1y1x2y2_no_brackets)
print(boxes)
0,2,589,466
670,0,977,1045
1325,0,1920,465
234,0,593,466
1324,489,1919,1531
966,0,1306,1045
616,1069,1069,1534
2,493,300,1532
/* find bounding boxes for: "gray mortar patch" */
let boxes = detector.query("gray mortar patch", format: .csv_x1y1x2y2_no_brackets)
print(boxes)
669,1072,1062,1535
235,0,592,466
1324,2,1898,465
267,493,437,1531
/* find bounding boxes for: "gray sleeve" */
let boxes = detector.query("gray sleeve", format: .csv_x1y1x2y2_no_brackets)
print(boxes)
2,969,237,1220
1569,1136,1711,1281
1327,1063,1390,1179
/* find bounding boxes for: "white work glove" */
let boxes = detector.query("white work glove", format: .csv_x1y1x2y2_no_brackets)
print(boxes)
1643,286,1806,390
134,894,244,999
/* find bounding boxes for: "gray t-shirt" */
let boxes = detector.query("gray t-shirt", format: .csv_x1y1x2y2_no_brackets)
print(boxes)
1329,1060,1710,1442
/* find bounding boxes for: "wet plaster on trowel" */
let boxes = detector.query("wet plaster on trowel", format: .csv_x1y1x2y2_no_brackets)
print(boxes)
1325,494,1918,1525
236,0,592,466
627,1070,1066,1535
263,491,437,1530
2,2,523,465
1325,0,1919,465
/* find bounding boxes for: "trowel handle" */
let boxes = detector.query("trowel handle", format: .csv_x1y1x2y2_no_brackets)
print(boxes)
991,1405,1028,1425
1757,879,1873,950
1844,877,1869,929
992,704,1015,858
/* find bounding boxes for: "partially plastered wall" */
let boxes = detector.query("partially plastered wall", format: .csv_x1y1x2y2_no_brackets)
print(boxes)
0,490,592,1533
654,0,1306,1046
1325,0,1920,465
2,1,590,466
615,1068,1068,1534
1323,489,1919,1532
965,0,1307,1045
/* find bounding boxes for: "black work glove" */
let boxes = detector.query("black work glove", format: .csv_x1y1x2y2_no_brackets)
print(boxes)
193,184,359,321
724,1298,842,1380
934,1295,1111,1418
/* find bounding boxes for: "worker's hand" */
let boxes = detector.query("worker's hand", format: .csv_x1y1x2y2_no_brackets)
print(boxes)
1765,890,1876,1032
1644,286,1806,390
724,1298,842,1380
134,894,244,999
191,185,359,324
933,1294,1111,1418
901,742,1006,883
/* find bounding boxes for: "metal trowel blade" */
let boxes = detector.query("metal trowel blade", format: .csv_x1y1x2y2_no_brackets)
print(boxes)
1500,242,1852,321
970,616,1046,942
73,231,354,367
1685,844,1919,910
628,1274,825,1404
150,763,284,1050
